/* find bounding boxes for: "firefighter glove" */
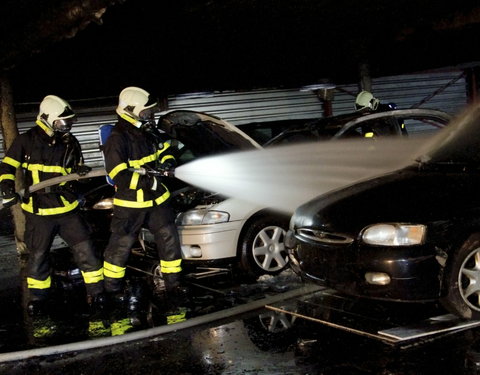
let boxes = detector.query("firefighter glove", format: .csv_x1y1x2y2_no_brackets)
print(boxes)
77,165,92,176
2,192,20,208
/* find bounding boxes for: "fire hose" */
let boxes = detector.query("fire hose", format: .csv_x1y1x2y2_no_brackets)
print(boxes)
0,169,108,210
0,166,175,209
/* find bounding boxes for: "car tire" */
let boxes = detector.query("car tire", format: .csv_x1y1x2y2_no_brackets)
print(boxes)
442,234,480,319
238,215,290,280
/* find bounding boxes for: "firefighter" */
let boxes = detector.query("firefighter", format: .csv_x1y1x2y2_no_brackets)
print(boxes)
355,90,380,111
0,95,105,316
102,86,184,308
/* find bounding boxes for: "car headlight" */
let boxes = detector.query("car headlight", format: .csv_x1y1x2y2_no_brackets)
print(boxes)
361,223,426,246
176,209,230,226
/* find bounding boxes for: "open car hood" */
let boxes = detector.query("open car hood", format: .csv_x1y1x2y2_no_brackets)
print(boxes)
157,110,261,156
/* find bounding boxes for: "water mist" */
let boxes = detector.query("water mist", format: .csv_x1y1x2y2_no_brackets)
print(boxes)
174,137,432,214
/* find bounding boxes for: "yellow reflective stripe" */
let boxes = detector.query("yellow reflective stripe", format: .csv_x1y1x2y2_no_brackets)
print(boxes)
36,119,54,137
137,189,144,202
129,172,140,189
119,113,141,127
104,261,126,279
24,164,68,174
160,259,182,274
81,268,104,284
21,198,34,213
113,198,153,208
88,321,111,337
364,132,374,138
21,164,69,184
32,170,40,184
109,163,128,179
0,174,15,182
154,187,170,205
167,310,187,325
159,143,171,153
3,156,21,168
37,197,78,216
27,276,52,289
127,144,172,169
111,318,132,336
160,154,175,164
128,152,158,168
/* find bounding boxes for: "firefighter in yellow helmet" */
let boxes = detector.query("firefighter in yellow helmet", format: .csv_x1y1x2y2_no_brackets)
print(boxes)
102,87,184,310
0,95,105,316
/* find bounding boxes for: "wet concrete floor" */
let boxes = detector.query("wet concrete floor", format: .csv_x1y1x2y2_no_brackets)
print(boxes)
1,234,480,374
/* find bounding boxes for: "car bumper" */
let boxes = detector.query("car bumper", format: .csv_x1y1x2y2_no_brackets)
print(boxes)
288,233,443,302
177,220,243,261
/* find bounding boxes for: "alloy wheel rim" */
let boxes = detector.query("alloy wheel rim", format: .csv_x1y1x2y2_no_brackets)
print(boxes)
459,247,480,312
251,225,288,272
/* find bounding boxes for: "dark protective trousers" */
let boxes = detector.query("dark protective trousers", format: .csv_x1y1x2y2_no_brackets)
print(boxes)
24,212,104,300
103,204,182,293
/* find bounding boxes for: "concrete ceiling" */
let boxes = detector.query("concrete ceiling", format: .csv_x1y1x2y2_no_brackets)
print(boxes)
2,0,480,103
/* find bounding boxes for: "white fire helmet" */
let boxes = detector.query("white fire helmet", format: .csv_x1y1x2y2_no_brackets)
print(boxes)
37,95,76,133
355,90,379,111
116,86,159,127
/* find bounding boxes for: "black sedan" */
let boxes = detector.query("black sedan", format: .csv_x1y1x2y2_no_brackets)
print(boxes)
286,105,480,319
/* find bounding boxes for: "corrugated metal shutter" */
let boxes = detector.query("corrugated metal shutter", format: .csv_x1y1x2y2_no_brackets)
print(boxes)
1,68,469,166
167,88,324,125
332,70,468,116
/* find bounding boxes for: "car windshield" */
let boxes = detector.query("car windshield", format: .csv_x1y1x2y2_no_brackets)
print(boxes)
263,112,369,146
157,110,260,164
418,105,480,165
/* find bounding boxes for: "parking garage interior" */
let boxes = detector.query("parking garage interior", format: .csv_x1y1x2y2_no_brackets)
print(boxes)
2,1,480,374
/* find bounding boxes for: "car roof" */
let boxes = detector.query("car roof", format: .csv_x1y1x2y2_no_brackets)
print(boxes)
264,108,451,146
332,108,451,138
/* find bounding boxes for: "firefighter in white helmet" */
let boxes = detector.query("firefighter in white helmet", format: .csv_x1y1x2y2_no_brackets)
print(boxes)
102,87,184,316
0,95,105,317
355,90,380,111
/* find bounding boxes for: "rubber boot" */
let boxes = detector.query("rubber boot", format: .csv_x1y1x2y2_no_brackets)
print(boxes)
27,299,49,317
87,293,111,338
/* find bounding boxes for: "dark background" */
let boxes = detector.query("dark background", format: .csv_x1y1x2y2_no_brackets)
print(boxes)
2,0,480,103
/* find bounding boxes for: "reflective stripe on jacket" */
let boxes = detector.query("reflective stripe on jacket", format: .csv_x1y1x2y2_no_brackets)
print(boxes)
0,124,82,216
104,118,175,209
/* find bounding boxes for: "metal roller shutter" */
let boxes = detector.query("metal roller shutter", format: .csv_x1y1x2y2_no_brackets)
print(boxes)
1,68,470,166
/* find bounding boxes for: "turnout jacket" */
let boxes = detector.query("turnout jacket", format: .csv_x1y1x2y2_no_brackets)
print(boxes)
104,117,175,209
0,122,84,216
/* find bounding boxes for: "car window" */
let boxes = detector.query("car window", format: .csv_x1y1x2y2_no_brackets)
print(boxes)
400,116,446,137
333,110,450,140
239,119,312,145
340,117,399,139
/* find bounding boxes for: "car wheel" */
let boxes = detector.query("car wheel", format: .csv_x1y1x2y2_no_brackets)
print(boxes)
238,215,289,279
442,234,480,319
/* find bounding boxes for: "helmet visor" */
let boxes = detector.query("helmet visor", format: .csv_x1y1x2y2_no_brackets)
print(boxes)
53,117,77,133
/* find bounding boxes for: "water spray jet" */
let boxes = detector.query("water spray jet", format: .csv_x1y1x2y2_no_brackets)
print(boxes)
174,137,432,214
